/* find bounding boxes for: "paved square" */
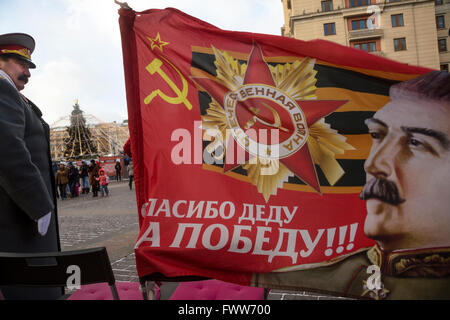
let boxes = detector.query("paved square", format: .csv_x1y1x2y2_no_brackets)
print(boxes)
58,181,348,299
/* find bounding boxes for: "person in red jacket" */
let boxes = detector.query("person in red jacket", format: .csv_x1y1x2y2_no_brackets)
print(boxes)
97,168,109,197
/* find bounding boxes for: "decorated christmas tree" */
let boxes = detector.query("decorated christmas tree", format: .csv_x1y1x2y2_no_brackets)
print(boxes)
63,100,98,159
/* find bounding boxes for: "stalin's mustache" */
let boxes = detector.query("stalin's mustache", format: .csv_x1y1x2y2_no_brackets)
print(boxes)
359,178,406,206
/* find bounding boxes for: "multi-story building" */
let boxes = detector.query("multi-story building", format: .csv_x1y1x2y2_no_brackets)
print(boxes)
281,0,449,70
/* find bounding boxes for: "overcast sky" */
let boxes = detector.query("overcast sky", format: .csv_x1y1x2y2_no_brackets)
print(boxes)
0,0,284,126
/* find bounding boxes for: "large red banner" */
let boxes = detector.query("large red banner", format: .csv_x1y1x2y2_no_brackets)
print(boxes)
118,7,450,299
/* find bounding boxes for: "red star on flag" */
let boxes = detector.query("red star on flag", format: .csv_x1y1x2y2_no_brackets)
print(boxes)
193,44,347,193
148,32,169,52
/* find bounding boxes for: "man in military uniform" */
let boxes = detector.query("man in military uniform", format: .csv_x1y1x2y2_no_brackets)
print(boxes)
252,71,450,299
0,33,61,299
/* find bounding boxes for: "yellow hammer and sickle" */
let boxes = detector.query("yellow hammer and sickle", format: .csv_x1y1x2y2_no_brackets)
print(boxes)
245,102,289,132
144,56,193,110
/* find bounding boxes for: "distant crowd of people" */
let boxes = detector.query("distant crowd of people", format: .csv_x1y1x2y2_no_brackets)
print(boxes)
52,158,133,200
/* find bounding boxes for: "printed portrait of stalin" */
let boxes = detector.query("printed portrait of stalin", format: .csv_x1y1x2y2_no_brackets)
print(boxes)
252,71,450,300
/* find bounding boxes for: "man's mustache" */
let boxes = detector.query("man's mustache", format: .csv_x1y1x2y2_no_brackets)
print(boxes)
18,74,29,84
359,178,406,205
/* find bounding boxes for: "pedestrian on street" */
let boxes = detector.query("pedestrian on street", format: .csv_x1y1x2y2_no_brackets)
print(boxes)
0,33,62,299
115,159,122,182
52,161,58,175
67,161,79,198
80,160,90,194
89,159,100,197
55,163,68,200
52,161,59,199
97,168,109,197
127,160,134,190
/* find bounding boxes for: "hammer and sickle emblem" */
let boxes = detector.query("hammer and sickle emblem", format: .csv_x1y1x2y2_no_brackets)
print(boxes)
245,102,289,132
144,56,193,110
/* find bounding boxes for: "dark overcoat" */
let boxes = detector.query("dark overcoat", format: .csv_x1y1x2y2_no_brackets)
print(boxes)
0,76,61,299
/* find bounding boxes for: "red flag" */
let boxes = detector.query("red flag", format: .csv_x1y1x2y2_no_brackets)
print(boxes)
118,7,444,298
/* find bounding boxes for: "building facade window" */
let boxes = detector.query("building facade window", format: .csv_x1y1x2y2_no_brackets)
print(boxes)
324,23,336,36
391,14,404,27
436,16,445,29
322,0,333,12
394,38,407,51
436,0,443,5
351,19,369,30
349,0,370,8
353,41,377,52
438,39,447,52
440,64,449,72
286,0,292,9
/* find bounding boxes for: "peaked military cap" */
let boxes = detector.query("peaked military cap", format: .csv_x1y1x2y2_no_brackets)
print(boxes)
0,33,36,69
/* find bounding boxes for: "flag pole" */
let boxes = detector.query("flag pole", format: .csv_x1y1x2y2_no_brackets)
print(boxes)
114,0,132,10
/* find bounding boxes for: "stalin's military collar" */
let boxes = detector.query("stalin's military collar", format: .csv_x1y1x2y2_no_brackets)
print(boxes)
367,244,450,277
